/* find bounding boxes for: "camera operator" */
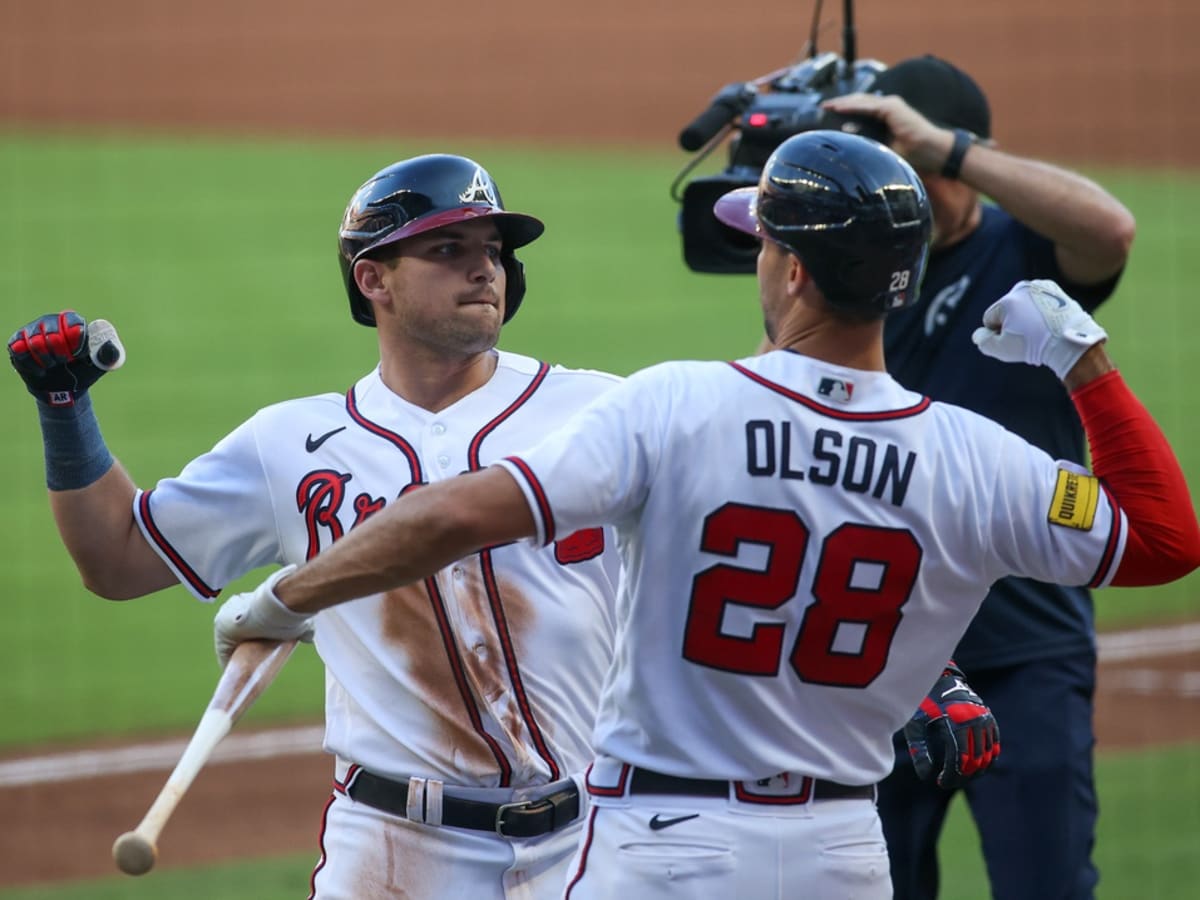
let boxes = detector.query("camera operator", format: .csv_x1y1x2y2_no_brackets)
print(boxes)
821,54,1135,900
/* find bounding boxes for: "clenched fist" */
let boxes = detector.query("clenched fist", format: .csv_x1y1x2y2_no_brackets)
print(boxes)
972,280,1107,380
8,311,125,406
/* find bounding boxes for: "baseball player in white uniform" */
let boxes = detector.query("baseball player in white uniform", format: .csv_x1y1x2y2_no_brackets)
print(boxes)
209,132,1200,899
7,155,624,899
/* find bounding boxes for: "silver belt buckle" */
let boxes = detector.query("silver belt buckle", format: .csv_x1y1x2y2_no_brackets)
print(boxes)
494,799,534,835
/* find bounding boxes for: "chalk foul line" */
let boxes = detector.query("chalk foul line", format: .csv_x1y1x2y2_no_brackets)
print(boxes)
2,623,1197,788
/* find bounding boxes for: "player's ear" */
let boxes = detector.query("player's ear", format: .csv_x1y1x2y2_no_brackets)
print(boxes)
354,258,397,321
785,253,809,298
354,258,386,298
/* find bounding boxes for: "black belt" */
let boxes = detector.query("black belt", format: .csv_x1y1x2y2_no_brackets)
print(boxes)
629,768,874,802
347,769,580,838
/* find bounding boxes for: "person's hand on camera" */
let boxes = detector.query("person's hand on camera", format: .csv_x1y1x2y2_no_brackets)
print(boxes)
822,92,954,174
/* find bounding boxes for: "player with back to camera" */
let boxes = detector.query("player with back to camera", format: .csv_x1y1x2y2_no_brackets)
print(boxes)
822,54,1139,899
200,131,1200,899
7,151,988,898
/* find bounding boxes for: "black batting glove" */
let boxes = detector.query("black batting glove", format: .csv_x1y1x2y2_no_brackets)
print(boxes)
904,661,1000,790
8,311,124,406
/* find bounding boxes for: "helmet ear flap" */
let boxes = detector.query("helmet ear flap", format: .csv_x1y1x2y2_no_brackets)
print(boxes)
502,254,526,323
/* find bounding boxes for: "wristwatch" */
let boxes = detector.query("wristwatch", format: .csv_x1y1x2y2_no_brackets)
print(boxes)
941,128,977,179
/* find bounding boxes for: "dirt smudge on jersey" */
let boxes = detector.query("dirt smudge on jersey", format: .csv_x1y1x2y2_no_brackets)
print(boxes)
377,581,498,773
494,574,551,760
454,562,545,777
383,820,431,899
341,818,433,898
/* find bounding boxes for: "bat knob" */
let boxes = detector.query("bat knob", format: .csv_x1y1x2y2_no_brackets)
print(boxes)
113,830,157,876
86,319,126,372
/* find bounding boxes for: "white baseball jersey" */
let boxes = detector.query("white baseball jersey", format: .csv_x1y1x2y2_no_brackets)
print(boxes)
500,349,1126,786
135,350,621,789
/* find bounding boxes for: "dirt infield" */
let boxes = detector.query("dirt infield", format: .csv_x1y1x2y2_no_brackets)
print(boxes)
1,0,1198,167
1,0,1198,890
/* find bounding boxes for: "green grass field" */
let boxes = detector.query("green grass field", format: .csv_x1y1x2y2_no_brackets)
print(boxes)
1,131,1197,895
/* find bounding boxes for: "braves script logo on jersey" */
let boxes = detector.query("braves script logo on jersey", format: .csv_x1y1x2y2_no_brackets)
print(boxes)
297,470,386,560
816,377,854,403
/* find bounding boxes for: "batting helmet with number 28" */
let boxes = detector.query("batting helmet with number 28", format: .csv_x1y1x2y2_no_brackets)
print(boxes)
337,154,545,326
714,130,932,318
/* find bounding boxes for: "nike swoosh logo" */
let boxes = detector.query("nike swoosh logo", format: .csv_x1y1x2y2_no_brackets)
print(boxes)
648,813,699,831
305,426,346,453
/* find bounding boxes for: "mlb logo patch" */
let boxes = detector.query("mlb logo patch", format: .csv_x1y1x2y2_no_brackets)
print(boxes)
752,772,796,794
817,377,854,403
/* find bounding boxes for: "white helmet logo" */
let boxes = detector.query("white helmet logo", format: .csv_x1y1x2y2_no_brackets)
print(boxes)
459,167,499,206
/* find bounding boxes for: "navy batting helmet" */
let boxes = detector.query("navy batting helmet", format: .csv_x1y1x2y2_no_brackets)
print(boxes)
713,131,931,317
338,154,545,326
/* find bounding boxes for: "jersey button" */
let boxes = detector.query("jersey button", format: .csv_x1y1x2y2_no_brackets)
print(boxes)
438,455,451,468
432,423,446,435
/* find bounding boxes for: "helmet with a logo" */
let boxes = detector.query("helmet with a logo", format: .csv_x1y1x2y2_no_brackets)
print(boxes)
714,130,931,317
337,154,545,326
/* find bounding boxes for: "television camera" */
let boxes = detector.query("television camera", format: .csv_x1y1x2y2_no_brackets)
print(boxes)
674,0,889,274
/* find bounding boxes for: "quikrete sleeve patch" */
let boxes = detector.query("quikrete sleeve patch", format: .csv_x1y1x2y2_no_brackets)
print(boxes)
1048,468,1100,530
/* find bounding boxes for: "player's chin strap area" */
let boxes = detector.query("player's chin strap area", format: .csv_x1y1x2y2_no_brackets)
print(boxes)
345,766,581,838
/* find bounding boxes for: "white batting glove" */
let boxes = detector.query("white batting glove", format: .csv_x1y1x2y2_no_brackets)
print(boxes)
971,279,1108,380
213,565,315,669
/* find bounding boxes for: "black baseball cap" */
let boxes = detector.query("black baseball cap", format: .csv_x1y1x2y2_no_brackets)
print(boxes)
871,55,991,140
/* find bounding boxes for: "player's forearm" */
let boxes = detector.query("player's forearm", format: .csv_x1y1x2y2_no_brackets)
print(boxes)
276,467,535,614
1070,364,1200,585
49,462,177,599
273,507,442,614
960,147,1135,284
1062,344,1117,392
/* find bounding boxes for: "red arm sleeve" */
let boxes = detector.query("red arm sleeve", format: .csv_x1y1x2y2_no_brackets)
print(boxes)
1072,370,1200,586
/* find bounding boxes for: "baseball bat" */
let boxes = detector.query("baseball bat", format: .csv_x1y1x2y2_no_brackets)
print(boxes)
86,318,126,371
111,638,298,876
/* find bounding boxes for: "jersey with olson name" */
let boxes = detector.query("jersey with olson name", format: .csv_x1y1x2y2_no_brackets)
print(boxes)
499,349,1124,784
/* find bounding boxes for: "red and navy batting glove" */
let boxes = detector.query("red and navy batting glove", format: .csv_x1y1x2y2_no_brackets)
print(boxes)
8,311,120,406
903,661,1000,790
